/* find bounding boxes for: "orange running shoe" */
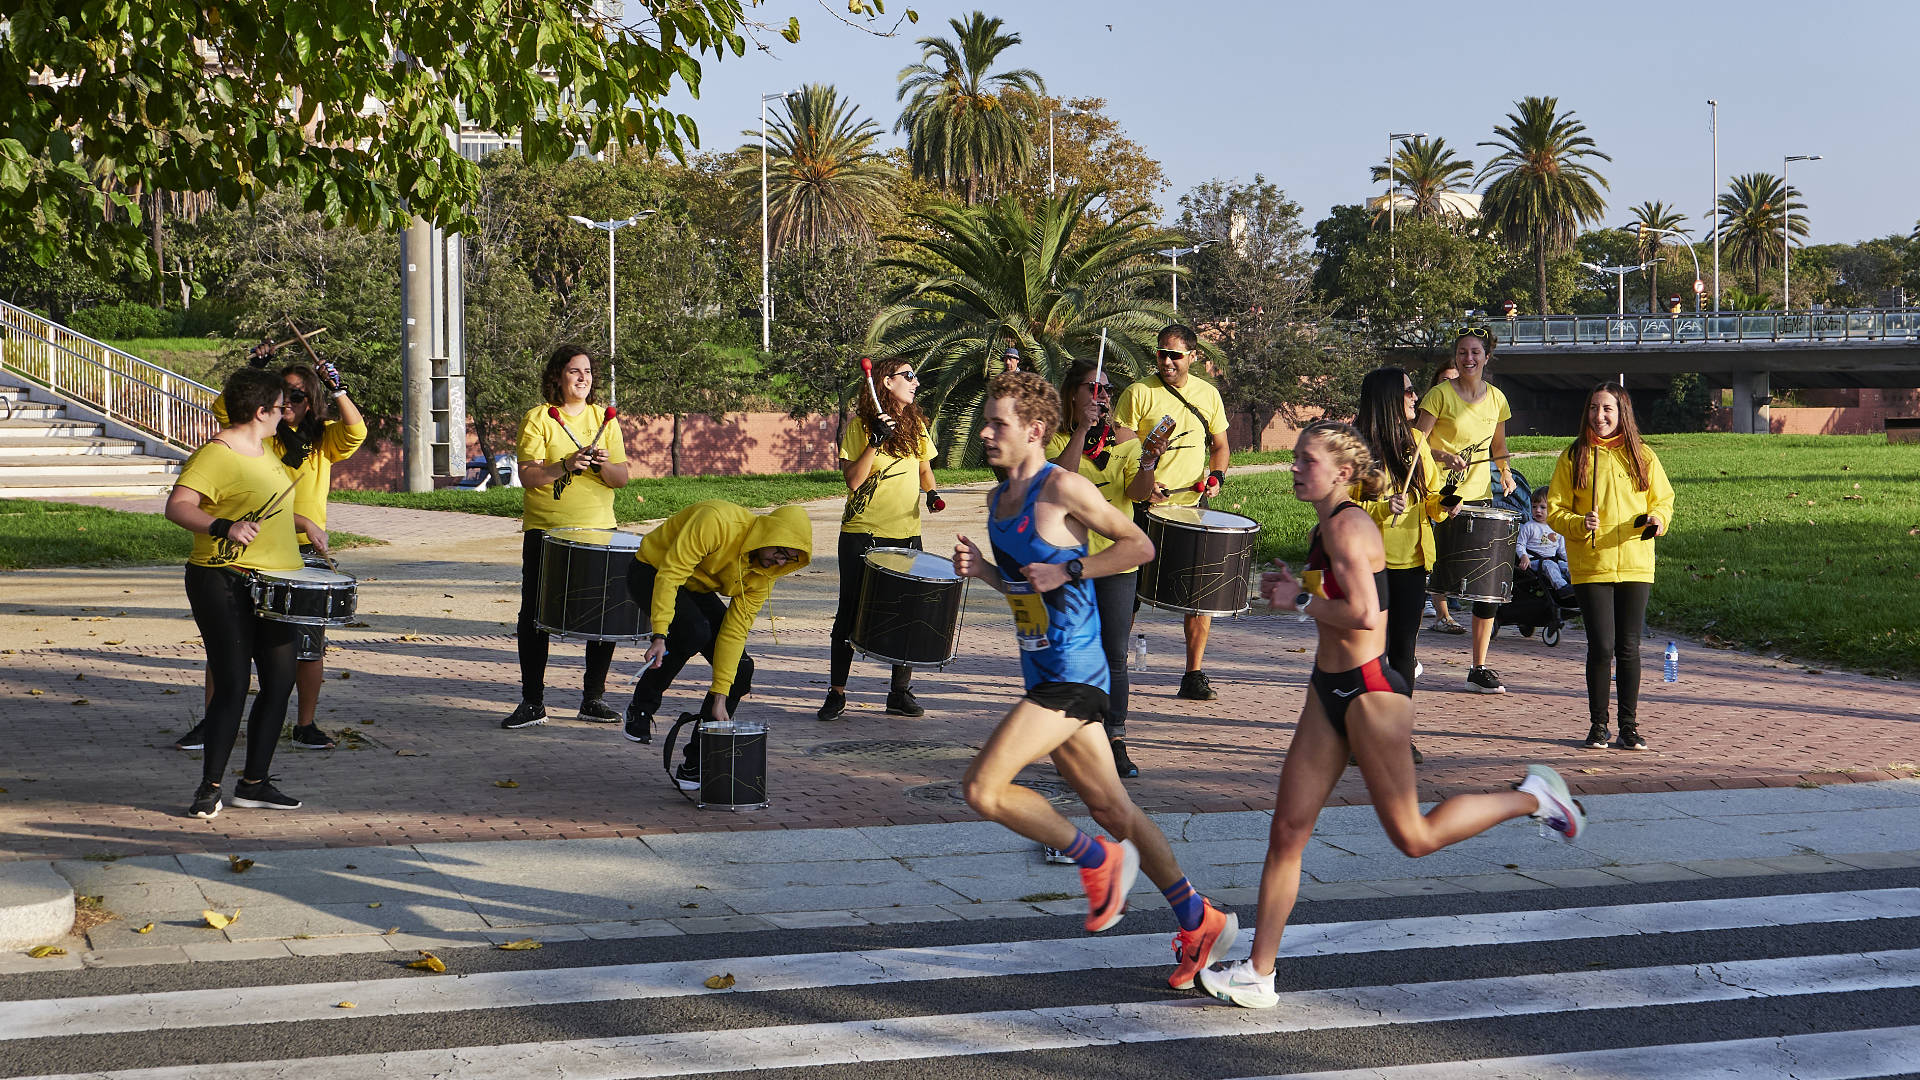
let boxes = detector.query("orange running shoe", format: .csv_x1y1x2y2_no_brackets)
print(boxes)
1079,837,1139,933
1168,898,1239,990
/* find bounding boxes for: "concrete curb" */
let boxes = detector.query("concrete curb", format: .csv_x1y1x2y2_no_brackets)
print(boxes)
0,862,73,950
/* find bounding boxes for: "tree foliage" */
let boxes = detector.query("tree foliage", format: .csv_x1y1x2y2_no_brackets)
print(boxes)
894,11,1044,205
1476,96,1611,316
1334,218,1486,346
1719,172,1806,293
766,238,896,425
1369,136,1475,224
730,84,894,250
1007,96,1167,217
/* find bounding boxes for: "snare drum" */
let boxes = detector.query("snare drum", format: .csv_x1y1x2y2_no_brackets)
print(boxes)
295,548,336,661
537,528,645,642
252,567,358,626
1138,506,1261,616
1429,504,1523,604
851,548,966,667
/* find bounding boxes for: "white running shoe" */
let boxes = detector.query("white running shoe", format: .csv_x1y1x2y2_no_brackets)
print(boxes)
1516,764,1587,842
1198,958,1279,1009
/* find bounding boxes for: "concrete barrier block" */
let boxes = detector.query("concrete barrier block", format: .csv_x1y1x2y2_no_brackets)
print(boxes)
0,862,75,950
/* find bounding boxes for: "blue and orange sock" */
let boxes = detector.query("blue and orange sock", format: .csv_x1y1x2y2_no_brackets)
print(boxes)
1062,830,1106,869
1162,877,1204,931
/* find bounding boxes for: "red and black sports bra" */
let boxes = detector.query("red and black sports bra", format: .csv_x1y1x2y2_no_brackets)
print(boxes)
1302,502,1391,610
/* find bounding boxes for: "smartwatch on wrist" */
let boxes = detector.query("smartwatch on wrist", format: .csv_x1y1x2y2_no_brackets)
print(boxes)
1294,591,1312,613
1066,558,1085,583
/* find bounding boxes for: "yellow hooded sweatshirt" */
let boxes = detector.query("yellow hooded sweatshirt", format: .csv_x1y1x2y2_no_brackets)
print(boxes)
636,500,813,696
1545,436,1676,585
1357,428,1450,571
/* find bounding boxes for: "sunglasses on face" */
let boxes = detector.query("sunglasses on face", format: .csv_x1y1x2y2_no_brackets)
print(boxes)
1403,385,1417,397
284,388,309,404
1157,348,1192,361
887,370,920,383
1084,380,1113,395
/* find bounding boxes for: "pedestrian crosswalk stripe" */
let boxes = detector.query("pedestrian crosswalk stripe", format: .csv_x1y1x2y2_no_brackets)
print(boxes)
1226,1023,1920,1080
4,886,1915,1041
15,949,1920,1080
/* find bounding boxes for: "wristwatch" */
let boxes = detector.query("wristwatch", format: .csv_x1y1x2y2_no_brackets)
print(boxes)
1065,558,1085,583
1294,591,1312,613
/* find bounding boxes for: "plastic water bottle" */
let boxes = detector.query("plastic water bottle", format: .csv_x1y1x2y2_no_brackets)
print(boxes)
1664,641,1679,683
1131,633,1148,671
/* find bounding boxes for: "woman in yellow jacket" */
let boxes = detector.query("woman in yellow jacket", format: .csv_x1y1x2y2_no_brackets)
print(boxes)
1546,383,1675,752
1353,367,1450,764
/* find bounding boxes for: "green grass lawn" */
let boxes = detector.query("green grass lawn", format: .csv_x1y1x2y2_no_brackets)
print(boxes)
0,499,382,570
1233,434,1920,677
102,338,239,385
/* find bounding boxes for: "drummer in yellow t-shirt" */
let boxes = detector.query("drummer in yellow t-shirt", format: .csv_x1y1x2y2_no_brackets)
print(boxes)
1110,324,1231,702
818,356,943,722
164,367,323,820
1048,359,1167,778
501,346,631,730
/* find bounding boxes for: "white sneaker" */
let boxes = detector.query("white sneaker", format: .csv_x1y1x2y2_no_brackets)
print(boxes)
1516,764,1586,842
1414,661,1424,679
1199,958,1278,1009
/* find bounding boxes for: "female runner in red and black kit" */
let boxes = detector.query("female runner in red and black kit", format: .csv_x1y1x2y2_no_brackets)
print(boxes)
1199,420,1588,1009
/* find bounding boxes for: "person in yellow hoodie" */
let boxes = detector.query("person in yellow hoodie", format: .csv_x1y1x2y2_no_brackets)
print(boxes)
1353,367,1451,765
1546,383,1675,753
624,499,812,789
178,353,365,753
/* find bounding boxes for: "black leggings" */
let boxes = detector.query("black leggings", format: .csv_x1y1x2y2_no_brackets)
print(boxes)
1092,572,1135,738
628,559,754,766
1382,567,1428,694
829,531,918,691
184,564,296,788
1573,581,1651,725
517,530,615,704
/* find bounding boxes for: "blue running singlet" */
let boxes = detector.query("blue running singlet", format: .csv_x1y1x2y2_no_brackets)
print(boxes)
986,464,1109,693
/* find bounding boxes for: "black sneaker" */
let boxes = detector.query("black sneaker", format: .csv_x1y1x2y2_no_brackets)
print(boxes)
816,689,847,722
174,723,208,751
1177,670,1218,701
1583,723,1610,749
1614,724,1649,751
673,760,701,791
886,687,924,717
577,698,620,723
1110,737,1139,778
290,724,335,749
230,776,301,810
623,703,653,743
501,701,547,729
1466,667,1506,694
187,782,221,819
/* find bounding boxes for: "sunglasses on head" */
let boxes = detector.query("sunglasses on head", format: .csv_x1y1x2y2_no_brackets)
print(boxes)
1157,348,1192,361
1456,326,1492,341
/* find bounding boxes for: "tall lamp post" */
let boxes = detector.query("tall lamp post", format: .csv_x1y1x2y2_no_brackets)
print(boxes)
1581,259,1660,385
1623,223,1701,308
568,211,656,405
1707,100,1720,312
1781,154,1822,312
1155,240,1218,314
1385,132,1425,287
760,91,785,351
1048,107,1072,194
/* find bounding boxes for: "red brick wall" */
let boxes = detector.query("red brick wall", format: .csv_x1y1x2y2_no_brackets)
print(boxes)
1706,389,1920,435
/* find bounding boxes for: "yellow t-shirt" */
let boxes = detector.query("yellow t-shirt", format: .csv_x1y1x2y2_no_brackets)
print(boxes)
839,419,934,538
175,440,302,572
1045,430,1143,561
1358,428,1447,571
1112,373,1227,504
1418,380,1511,502
517,403,627,533
212,395,367,538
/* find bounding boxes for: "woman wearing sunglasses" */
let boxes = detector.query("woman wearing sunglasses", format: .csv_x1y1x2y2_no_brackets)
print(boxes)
1415,328,1516,694
818,356,944,722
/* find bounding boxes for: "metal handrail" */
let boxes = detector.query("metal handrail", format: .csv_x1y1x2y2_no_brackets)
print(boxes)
0,299,219,451
1488,308,1920,348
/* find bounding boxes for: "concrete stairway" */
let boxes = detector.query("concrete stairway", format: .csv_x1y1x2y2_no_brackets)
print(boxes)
0,370,183,498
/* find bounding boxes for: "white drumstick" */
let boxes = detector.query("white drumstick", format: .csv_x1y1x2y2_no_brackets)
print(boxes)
1094,328,1107,387
859,356,884,413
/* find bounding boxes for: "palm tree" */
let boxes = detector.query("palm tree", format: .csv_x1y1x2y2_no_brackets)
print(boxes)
1627,201,1690,312
894,12,1045,205
1475,96,1612,315
731,84,894,250
870,187,1174,463
1718,172,1806,293
1368,136,1475,223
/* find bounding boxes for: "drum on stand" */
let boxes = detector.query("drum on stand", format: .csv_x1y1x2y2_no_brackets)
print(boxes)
536,528,644,642
697,718,768,811
1137,506,1262,616
252,567,358,627
1429,505,1523,604
851,547,966,668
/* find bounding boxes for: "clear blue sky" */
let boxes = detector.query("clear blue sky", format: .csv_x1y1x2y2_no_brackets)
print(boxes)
648,0,1919,246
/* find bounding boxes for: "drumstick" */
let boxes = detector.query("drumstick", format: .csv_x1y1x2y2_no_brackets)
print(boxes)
1094,328,1107,387
285,320,329,366
1587,444,1599,550
588,406,617,456
859,357,885,413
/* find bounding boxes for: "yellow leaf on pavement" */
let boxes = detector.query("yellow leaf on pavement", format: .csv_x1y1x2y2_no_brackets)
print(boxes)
406,951,447,973
28,946,67,958
28,689,43,695
135,923,155,934
336,1001,357,1009
496,939,544,951
367,902,381,908
202,909,238,929
494,779,519,788
703,973,736,990
228,856,254,873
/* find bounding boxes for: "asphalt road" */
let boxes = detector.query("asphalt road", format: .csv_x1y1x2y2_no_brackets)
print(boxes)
4,868,1919,1079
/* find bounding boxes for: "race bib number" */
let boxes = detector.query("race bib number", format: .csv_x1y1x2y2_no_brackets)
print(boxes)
1003,584,1052,652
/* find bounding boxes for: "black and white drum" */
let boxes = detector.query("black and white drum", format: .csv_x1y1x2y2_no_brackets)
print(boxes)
697,718,768,812
293,549,338,661
1429,504,1523,604
852,547,966,668
1138,506,1262,617
252,567,358,626
537,528,644,642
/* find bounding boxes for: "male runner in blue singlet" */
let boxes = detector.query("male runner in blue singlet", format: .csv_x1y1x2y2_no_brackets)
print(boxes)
953,371,1237,990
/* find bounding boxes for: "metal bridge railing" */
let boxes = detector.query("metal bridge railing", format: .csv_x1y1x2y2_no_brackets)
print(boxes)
0,299,219,452
1491,309,1920,347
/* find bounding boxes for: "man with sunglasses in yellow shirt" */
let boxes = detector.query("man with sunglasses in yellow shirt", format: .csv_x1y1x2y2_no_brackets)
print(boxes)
1111,324,1233,701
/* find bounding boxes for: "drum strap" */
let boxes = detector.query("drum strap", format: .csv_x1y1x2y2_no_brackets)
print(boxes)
661,712,705,805
1160,381,1217,453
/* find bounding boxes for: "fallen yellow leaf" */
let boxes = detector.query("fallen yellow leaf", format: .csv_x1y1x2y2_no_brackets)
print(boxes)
336,1001,357,1009
71,698,90,705
406,951,447,973
28,689,43,696
135,922,155,934
703,973,736,990
162,688,178,695
27,945,66,958
228,856,255,873
202,908,238,929
494,779,519,788
496,939,544,951
105,639,124,645
367,902,382,908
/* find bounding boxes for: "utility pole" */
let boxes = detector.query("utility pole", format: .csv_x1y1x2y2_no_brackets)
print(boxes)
1708,100,1720,313
400,217,434,492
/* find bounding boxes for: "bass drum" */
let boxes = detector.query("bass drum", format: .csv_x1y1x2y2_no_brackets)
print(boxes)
537,528,645,642
851,547,966,668
1138,506,1261,617
1429,505,1523,604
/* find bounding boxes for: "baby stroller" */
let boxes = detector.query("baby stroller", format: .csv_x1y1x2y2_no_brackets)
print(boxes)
1488,471,1578,646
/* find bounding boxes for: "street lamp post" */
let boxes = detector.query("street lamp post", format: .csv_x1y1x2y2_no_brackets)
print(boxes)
1782,154,1822,312
1708,100,1720,313
1155,240,1219,314
1384,132,1427,235
568,211,657,405
1581,259,1660,385
760,91,784,351
1048,108,1072,194
1623,223,1702,308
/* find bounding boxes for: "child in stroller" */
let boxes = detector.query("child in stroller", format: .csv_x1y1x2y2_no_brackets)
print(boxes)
1495,481,1580,645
